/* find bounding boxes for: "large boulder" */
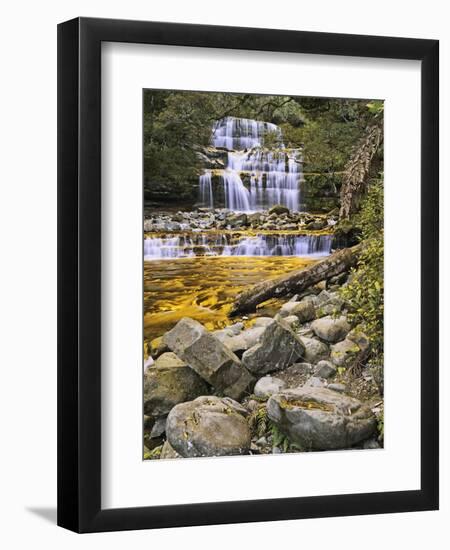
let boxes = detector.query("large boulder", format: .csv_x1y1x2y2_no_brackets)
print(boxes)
254,376,286,399
143,352,210,417
268,204,290,216
278,300,316,323
166,396,251,458
242,319,305,375
300,336,330,363
163,318,254,400
311,316,350,343
267,387,376,450
222,326,265,355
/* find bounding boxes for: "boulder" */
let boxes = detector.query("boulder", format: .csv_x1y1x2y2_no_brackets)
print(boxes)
278,300,316,323
267,387,376,450
330,338,361,368
314,360,337,379
160,440,182,459
282,315,301,330
242,319,305,375
143,352,210,417
150,336,169,359
163,318,254,400
347,327,370,351
268,204,290,216
254,376,287,399
311,316,350,343
252,317,274,328
227,212,248,228
166,396,251,458
300,336,330,364
222,326,265,355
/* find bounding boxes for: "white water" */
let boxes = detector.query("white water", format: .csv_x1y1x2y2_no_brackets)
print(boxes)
199,117,302,212
144,233,332,260
199,171,214,208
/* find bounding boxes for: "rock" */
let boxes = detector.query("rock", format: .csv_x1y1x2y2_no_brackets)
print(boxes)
252,317,274,328
227,212,248,228
255,436,268,446
166,396,251,458
150,336,169,359
160,440,182,459
300,336,330,363
254,376,286,399
163,318,254,400
242,319,305,375
268,204,290,216
363,438,381,450
279,300,316,323
223,327,265,355
283,363,314,375
314,360,337,379
267,387,376,451
347,327,370,351
327,383,347,393
311,316,350,343
330,338,361,367
304,376,326,388
282,315,301,329
149,416,167,438
228,322,245,335
143,352,210,417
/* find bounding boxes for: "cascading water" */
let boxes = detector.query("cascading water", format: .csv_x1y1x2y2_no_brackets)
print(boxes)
144,233,332,260
199,170,214,208
199,116,303,212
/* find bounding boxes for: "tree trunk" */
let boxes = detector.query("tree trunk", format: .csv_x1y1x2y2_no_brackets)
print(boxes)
230,245,361,316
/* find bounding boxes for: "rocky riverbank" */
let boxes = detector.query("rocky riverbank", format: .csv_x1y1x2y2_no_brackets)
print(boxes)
144,268,383,459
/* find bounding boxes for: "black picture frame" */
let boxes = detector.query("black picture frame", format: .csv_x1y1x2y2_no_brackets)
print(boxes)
57,16,439,533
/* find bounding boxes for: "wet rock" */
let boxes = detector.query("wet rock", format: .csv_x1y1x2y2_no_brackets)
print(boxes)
268,204,290,216
311,316,350,343
144,352,210,417
314,360,337,379
166,396,251,458
300,336,330,364
254,376,286,399
267,387,376,451
163,318,254,400
242,319,305,375
227,212,248,228
279,300,316,323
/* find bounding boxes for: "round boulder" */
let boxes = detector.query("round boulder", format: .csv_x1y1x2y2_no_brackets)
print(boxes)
267,387,376,451
166,396,251,458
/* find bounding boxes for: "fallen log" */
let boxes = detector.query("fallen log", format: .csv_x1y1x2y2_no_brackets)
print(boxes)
230,244,361,316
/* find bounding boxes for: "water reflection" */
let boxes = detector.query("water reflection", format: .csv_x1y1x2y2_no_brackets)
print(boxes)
144,255,315,344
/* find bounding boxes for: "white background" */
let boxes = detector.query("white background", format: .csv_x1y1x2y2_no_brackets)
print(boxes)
102,43,421,508
1,0,448,548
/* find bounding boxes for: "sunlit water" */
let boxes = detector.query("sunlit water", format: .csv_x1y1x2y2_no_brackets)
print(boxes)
144,255,316,344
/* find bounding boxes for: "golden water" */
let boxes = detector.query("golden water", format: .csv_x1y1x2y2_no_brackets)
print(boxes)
144,255,315,345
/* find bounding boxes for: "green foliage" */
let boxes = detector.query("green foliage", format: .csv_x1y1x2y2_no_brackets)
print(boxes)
143,445,163,460
248,405,269,438
340,180,384,364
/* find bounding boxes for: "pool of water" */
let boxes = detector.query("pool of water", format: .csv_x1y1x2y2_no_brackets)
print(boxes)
144,255,316,344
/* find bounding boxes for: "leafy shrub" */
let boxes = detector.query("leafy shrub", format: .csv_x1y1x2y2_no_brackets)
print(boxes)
340,179,384,365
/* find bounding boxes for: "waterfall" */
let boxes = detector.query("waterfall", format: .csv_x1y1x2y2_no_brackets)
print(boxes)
198,116,302,212
199,171,214,208
144,233,332,259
